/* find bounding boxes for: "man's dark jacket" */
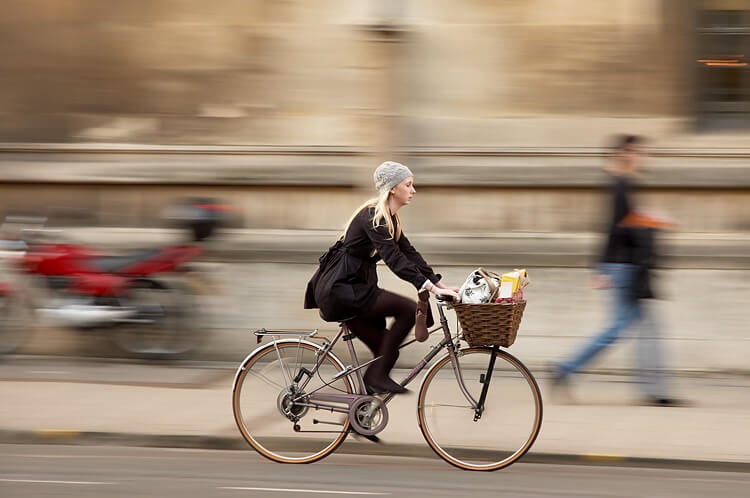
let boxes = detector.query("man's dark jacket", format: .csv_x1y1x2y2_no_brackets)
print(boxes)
600,174,659,301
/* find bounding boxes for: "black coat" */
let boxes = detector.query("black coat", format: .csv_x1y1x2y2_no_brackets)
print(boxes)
304,206,441,322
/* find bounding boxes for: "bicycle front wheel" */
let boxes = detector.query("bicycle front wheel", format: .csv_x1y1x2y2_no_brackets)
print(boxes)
232,340,354,464
417,347,543,471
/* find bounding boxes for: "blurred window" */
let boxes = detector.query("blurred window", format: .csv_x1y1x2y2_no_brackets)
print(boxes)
696,2,750,129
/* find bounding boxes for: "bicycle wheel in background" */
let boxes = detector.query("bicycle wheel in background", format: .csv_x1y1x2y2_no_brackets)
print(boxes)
0,292,30,355
112,279,198,360
232,340,354,464
417,347,543,471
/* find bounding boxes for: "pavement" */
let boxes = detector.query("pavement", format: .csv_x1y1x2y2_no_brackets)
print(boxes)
0,355,748,471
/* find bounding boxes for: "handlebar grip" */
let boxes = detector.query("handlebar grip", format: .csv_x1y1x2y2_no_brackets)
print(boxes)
435,295,457,304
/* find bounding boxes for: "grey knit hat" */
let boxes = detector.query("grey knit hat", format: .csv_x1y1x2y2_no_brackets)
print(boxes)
373,161,413,193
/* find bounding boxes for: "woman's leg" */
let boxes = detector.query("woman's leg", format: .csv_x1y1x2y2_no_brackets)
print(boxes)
346,316,385,359
347,290,415,393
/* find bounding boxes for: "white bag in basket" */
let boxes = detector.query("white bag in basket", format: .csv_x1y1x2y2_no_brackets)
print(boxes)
458,268,501,304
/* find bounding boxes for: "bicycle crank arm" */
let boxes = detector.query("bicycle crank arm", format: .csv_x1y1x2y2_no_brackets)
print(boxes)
291,419,346,434
312,418,347,427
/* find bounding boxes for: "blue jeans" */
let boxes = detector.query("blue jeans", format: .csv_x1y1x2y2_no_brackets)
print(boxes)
558,263,668,398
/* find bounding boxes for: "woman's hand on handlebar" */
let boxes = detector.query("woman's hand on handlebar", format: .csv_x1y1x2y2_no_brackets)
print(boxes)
434,280,460,294
428,282,460,301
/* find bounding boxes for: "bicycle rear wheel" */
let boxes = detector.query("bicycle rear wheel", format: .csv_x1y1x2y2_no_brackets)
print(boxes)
232,340,354,464
0,293,28,355
417,347,542,471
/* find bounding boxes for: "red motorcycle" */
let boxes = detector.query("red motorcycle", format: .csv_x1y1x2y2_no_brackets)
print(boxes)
0,201,227,359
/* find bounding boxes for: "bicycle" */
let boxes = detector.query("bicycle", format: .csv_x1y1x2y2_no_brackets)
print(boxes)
231,296,543,471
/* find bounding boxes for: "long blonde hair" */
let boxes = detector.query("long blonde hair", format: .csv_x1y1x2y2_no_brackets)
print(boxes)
342,189,401,241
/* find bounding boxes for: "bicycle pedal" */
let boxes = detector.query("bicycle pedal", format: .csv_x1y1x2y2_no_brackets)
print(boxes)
351,431,381,444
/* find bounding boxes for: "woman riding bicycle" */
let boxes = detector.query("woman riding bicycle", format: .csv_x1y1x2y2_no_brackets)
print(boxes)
304,161,460,394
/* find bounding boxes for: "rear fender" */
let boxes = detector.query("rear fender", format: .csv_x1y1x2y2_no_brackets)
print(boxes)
232,339,346,391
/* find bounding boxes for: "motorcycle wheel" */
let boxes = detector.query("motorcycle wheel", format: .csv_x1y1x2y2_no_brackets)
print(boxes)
0,293,29,355
112,279,198,360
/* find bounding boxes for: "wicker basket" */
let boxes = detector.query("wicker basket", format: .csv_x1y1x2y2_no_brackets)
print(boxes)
453,300,527,347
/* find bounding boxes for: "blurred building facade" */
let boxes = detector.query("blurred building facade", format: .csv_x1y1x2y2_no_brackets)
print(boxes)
0,1,747,370
0,0,747,235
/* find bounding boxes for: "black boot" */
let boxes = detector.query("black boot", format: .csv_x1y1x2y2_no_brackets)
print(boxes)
363,370,408,394
363,356,407,395
363,318,412,395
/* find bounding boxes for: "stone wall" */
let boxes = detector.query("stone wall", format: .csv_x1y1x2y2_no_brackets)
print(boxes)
0,0,697,147
0,2,745,248
1,181,748,234
1,144,748,234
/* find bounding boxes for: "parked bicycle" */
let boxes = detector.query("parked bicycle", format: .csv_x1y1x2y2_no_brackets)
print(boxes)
232,295,542,471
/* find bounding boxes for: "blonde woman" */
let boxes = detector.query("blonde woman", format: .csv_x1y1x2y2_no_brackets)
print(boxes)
304,161,459,394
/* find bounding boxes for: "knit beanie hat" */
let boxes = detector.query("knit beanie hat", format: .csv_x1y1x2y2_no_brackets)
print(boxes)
373,161,413,193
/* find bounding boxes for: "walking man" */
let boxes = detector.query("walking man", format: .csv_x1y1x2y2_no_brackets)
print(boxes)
552,134,682,406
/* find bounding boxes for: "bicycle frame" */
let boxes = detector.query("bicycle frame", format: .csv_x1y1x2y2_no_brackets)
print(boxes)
253,299,487,425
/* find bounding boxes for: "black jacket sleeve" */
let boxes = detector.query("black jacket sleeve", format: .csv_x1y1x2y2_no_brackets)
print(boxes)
398,233,441,284
366,222,434,289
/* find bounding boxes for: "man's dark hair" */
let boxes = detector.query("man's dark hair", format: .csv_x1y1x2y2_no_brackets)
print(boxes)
612,134,642,152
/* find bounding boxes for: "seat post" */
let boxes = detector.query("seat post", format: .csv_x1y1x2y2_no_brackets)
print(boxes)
341,322,367,394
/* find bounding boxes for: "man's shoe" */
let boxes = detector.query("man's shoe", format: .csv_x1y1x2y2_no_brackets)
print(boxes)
548,364,574,402
550,372,570,391
642,397,689,407
548,364,568,388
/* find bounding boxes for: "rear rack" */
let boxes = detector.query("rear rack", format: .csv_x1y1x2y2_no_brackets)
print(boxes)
253,328,318,344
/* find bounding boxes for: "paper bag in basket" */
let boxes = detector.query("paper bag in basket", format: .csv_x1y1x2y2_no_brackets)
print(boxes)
458,268,501,304
497,268,530,301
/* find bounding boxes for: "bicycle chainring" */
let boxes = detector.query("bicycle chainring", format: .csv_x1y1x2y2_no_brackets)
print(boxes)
348,396,388,436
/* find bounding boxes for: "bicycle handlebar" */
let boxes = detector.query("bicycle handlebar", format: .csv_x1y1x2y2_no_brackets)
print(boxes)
435,295,458,305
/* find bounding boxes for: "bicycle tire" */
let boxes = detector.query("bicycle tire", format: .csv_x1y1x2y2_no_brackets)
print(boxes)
0,294,28,355
112,279,197,360
232,339,354,464
417,347,543,471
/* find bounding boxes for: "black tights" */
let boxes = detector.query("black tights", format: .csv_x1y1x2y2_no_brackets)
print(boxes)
347,290,416,380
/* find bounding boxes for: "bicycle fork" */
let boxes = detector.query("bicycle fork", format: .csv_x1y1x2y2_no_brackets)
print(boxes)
474,345,500,421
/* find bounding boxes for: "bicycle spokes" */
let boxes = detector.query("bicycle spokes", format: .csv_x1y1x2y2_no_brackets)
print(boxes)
232,340,354,464
418,348,543,471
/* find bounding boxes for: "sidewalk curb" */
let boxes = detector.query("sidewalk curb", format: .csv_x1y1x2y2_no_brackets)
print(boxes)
1,429,747,473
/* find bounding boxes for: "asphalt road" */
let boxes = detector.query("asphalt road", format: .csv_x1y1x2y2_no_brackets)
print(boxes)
1,444,748,498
